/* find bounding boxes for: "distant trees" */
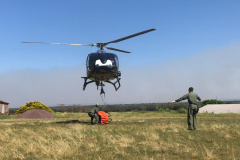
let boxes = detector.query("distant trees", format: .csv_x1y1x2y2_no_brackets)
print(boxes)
8,100,240,114
51,105,90,113
49,103,189,113
202,99,224,106
15,101,54,115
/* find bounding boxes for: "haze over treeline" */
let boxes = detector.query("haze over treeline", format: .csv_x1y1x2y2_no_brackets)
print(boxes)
2,43,240,108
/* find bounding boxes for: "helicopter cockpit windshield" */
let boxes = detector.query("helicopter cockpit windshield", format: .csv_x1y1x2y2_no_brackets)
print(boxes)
95,59,112,67
87,53,119,72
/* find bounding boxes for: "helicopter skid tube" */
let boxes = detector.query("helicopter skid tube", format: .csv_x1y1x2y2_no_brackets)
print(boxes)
81,76,121,91
105,77,121,91
81,77,95,90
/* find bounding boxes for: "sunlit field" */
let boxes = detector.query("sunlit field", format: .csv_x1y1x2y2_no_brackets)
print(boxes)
0,112,239,160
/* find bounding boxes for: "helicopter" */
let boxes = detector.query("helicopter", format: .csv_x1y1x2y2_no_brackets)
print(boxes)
22,28,156,95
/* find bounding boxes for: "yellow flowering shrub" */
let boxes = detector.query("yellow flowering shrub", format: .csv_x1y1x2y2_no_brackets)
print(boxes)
15,101,54,115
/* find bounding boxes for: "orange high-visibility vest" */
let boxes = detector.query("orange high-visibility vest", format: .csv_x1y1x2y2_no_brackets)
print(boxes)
98,111,109,124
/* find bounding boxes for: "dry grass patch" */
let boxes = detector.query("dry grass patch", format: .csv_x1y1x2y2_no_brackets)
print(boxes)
0,112,239,160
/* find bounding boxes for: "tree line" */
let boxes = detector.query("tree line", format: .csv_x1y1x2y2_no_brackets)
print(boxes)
48,99,240,113
8,99,240,114
49,103,190,113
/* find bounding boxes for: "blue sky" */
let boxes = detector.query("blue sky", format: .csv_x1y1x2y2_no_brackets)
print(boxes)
1,0,240,108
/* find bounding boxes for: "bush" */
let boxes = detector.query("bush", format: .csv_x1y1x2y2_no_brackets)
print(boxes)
202,99,224,106
158,108,165,112
165,108,170,112
172,104,188,110
15,101,54,115
177,107,188,113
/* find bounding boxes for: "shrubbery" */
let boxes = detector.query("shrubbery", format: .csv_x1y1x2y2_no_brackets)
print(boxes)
177,107,188,113
158,107,188,113
202,99,224,106
49,103,190,113
15,101,54,115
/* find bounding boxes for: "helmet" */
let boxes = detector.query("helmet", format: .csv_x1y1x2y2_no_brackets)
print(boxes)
96,103,100,107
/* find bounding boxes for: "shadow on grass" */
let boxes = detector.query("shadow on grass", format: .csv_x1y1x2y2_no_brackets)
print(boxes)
55,120,91,125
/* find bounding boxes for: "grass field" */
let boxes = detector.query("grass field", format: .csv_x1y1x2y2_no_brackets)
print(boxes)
0,112,239,160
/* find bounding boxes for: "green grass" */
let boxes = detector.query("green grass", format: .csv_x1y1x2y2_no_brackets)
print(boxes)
0,112,239,160
0,115,16,119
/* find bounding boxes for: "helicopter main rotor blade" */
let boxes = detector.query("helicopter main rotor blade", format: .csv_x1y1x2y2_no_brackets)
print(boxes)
106,28,156,45
106,47,131,53
21,41,94,46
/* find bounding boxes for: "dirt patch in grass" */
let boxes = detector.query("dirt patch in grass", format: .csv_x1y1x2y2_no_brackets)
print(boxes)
15,109,54,119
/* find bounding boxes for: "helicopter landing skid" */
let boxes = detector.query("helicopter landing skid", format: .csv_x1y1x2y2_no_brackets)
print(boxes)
81,77,121,91
105,77,121,91
81,77,95,91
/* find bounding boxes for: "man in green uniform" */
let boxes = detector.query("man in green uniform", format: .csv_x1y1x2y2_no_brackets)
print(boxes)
88,103,100,125
171,87,201,130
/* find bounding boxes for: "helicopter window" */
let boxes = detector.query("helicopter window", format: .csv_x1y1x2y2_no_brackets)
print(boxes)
86,55,90,67
95,59,112,66
88,53,98,67
87,53,119,70
105,53,117,65
115,56,119,68
99,53,108,64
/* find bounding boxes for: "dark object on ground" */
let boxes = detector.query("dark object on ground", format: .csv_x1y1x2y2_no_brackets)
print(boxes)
15,109,54,119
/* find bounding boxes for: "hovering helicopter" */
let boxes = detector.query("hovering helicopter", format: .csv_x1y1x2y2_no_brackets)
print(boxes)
22,28,156,95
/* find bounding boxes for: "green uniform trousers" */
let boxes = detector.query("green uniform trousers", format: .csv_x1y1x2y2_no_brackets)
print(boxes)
188,104,198,130
88,112,99,124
